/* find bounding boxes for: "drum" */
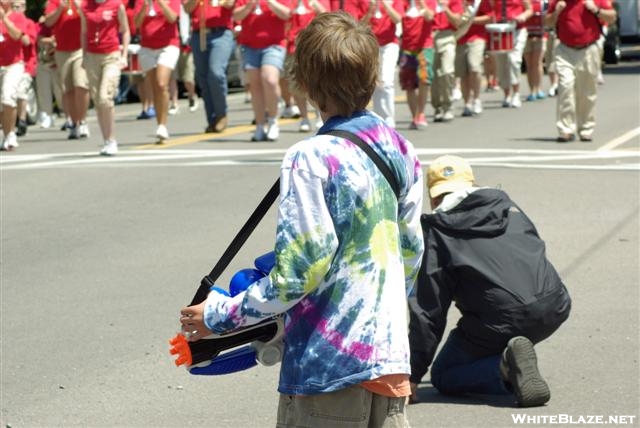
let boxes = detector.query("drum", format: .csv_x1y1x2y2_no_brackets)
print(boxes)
486,22,516,53
122,43,142,75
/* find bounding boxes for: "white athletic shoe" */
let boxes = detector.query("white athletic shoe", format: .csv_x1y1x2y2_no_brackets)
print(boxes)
299,118,311,132
472,98,483,115
1,132,18,151
39,113,53,129
100,139,118,156
511,93,522,108
266,119,279,141
282,105,301,119
156,124,170,142
78,121,90,138
251,125,266,142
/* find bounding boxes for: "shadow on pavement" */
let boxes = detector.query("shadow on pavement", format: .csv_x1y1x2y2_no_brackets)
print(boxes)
412,384,518,409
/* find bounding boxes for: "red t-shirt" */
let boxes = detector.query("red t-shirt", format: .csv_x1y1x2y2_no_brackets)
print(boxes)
491,0,526,28
123,0,138,36
23,18,39,76
0,11,28,66
286,0,330,54
82,0,123,54
458,0,492,43
330,0,368,19
524,0,545,35
45,0,82,51
400,0,435,49
433,0,463,31
548,0,611,46
369,0,404,45
236,0,292,49
134,0,180,48
189,1,234,31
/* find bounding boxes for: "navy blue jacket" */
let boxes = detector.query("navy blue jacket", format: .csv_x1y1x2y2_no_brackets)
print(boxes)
409,188,571,384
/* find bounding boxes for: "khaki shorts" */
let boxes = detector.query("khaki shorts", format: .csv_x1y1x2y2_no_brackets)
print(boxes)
55,49,89,92
524,36,546,54
0,62,25,108
139,44,180,73
172,50,195,83
84,51,121,108
276,385,409,428
455,39,486,77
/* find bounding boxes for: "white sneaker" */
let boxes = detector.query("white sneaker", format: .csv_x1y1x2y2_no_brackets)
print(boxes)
251,124,266,142
78,121,90,138
451,87,462,101
282,105,301,119
299,118,311,132
168,104,179,115
511,93,522,108
502,96,512,108
442,110,455,122
472,98,483,115
548,85,557,97
40,113,53,129
1,132,18,151
266,119,279,141
100,139,118,156
156,124,169,142
188,98,199,112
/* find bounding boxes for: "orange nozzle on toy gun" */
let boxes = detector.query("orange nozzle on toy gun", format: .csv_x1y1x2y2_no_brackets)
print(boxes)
169,333,193,367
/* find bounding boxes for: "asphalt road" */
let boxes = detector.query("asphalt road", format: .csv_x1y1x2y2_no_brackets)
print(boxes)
1,59,639,428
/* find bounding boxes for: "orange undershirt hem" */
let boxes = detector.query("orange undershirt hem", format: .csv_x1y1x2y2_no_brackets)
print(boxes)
361,374,411,398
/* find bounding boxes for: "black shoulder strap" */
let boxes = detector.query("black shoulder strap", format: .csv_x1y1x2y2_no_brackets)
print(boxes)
323,129,401,200
190,178,281,305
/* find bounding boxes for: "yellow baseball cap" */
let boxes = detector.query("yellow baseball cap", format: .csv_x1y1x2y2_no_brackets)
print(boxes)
427,155,475,198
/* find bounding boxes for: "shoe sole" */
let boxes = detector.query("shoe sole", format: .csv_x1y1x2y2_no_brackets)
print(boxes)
506,337,550,407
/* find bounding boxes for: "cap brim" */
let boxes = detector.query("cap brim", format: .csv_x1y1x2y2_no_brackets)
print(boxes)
429,180,473,198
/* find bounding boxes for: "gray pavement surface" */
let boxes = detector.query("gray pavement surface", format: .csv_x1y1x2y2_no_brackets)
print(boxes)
1,59,639,428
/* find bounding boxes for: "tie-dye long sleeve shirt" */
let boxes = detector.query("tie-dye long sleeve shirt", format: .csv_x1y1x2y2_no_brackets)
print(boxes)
203,110,424,395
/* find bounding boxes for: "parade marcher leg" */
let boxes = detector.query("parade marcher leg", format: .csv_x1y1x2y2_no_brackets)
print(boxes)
373,42,399,128
574,44,600,141
555,43,578,141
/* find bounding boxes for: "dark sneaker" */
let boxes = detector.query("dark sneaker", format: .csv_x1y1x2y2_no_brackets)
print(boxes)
16,119,27,136
556,133,575,143
502,337,550,407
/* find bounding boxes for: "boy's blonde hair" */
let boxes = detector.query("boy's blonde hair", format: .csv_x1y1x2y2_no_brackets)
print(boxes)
290,12,379,117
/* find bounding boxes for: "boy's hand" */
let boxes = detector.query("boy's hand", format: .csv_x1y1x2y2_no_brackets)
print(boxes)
180,302,209,342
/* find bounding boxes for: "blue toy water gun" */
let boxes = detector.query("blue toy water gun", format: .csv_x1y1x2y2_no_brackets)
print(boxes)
169,179,283,376
169,252,284,375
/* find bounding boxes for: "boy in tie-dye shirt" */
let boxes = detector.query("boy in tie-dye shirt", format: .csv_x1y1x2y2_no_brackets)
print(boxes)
180,12,424,426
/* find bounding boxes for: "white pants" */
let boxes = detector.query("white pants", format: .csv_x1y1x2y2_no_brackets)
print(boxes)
555,42,600,138
35,62,63,116
372,42,399,128
495,28,528,89
431,31,456,112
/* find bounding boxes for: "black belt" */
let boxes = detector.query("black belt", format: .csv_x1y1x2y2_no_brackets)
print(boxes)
194,27,227,34
565,41,597,50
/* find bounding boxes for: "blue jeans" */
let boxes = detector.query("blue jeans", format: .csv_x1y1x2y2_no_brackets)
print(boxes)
190,28,235,125
430,328,510,396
